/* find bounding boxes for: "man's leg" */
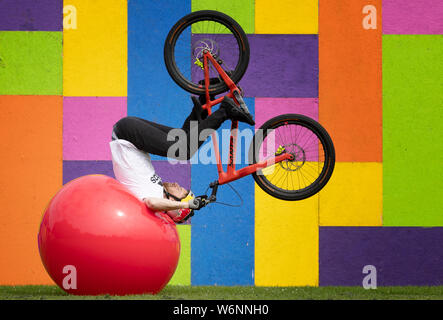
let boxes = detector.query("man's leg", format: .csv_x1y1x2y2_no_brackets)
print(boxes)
181,96,229,158
113,116,176,157
113,107,228,160
113,95,251,160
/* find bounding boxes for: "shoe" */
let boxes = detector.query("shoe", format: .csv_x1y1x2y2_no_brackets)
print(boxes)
198,93,214,107
191,96,208,120
220,96,255,126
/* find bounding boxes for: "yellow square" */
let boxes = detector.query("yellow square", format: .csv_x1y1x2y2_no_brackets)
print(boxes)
255,186,319,286
319,162,383,226
255,0,318,34
63,0,127,96
169,225,191,285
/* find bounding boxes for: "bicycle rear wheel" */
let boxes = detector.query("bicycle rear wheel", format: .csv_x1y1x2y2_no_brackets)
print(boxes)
164,10,250,95
250,114,335,201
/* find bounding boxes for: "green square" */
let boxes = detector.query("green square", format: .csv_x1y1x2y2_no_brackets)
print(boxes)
0,31,62,95
192,0,254,34
169,225,191,285
383,35,443,226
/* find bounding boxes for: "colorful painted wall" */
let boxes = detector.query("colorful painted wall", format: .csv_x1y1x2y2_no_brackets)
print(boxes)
0,0,442,287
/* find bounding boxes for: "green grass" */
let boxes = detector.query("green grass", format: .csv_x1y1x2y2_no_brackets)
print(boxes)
1,285,442,300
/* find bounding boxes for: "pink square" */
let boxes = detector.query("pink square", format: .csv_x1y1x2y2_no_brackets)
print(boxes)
255,98,318,129
63,97,127,160
383,1,443,34
255,98,319,161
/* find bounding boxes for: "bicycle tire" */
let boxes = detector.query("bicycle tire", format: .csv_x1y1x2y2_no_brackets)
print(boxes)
164,10,250,95
249,114,335,201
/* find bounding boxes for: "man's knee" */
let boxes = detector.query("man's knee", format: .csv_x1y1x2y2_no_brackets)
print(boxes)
113,116,137,140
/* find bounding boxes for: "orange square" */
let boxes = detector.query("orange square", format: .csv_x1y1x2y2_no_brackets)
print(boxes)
319,0,382,162
0,95,62,284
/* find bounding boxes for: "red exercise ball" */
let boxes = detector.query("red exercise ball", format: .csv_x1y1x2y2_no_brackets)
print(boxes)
38,174,180,295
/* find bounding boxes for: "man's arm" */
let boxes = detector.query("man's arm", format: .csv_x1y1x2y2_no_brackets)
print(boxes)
143,197,189,212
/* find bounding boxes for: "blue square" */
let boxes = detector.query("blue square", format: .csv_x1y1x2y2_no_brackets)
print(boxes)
190,98,255,285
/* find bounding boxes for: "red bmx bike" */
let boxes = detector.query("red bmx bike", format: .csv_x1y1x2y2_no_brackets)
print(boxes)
164,10,335,204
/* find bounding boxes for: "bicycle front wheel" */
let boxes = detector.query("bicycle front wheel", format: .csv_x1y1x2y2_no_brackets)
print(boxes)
250,114,335,201
164,10,250,95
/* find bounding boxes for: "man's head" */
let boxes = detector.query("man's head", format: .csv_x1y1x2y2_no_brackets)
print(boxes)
163,182,189,201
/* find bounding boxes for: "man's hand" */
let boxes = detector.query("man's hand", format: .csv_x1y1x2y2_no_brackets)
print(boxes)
188,196,208,210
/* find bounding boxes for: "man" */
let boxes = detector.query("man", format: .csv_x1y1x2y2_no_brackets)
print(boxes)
110,88,254,223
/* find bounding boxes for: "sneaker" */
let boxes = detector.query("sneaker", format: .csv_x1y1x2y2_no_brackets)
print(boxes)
220,96,255,126
191,96,208,120
198,93,215,106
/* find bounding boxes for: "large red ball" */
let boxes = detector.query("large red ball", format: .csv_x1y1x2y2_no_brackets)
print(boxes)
38,174,180,295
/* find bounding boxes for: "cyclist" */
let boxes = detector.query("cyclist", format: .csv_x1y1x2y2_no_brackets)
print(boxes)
110,81,254,224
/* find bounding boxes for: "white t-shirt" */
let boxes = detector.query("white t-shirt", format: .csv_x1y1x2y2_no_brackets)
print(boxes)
110,139,164,200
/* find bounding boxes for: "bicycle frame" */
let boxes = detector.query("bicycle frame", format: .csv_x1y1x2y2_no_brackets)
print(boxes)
200,52,293,187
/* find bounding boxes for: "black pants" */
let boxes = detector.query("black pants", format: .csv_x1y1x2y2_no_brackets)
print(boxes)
113,104,228,160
